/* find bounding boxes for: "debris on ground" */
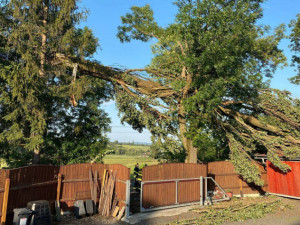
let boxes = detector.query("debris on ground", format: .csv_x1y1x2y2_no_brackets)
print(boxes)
167,196,293,225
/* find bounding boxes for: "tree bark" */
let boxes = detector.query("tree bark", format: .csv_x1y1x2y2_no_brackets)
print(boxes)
33,146,40,164
185,139,198,163
39,1,48,77
178,102,198,163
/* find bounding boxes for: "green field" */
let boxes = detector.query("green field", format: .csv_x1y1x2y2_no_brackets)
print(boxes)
103,154,158,178
120,144,149,151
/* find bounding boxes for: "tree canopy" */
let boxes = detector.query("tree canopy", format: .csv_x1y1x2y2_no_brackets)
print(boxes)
0,0,111,166
113,0,299,185
289,14,300,85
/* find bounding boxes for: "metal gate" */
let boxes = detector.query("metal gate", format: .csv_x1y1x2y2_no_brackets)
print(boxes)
140,176,230,212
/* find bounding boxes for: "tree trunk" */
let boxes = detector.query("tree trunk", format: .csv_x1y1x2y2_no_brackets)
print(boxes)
178,66,198,163
178,103,198,163
185,139,198,163
39,2,48,77
33,147,40,164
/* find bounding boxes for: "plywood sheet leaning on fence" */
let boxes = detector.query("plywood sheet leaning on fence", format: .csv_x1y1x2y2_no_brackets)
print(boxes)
207,161,268,196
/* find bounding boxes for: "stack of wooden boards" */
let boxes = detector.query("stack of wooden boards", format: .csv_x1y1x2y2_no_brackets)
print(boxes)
89,169,125,220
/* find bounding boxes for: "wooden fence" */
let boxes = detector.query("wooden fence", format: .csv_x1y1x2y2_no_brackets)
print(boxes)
141,161,268,210
142,163,207,209
59,163,130,211
0,163,130,225
208,161,268,196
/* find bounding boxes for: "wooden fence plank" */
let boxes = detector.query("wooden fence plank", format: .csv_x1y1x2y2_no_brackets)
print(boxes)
1,179,10,225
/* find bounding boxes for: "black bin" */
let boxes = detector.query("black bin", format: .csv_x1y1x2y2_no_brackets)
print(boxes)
13,208,32,225
27,200,52,225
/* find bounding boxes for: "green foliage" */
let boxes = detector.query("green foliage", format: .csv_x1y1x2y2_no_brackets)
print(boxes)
289,14,300,84
0,0,111,166
150,137,186,162
170,199,285,225
116,0,288,174
103,154,158,178
106,143,150,156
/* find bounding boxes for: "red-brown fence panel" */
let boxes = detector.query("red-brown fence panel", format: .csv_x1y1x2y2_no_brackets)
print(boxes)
208,161,268,196
59,163,130,211
1,165,59,224
267,161,300,198
142,163,207,210
0,163,130,225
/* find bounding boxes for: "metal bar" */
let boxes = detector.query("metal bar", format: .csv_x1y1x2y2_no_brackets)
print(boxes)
142,177,202,184
207,177,230,199
269,192,300,200
212,198,230,202
141,201,201,213
205,177,207,198
140,182,144,212
175,180,178,204
125,180,130,218
200,176,203,206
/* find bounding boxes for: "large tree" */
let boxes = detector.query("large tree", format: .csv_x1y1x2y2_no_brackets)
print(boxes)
52,1,300,185
0,0,111,166
115,0,287,162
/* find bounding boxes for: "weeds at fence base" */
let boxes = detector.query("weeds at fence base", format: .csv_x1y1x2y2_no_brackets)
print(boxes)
168,196,293,225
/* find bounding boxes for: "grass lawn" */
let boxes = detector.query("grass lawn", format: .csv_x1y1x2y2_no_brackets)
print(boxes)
103,154,158,178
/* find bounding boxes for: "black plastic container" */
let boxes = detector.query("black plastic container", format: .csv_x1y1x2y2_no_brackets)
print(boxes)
13,208,32,225
27,200,52,225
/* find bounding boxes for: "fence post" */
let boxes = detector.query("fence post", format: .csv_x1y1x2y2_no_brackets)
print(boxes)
55,174,62,222
140,182,144,213
200,176,203,206
125,180,130,218
1,178,10,225
175,180,178,204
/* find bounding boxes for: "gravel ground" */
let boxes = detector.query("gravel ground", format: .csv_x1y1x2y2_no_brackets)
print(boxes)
55,196,300,225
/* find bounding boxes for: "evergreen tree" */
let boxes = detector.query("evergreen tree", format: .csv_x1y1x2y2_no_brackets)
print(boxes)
0,0,111,166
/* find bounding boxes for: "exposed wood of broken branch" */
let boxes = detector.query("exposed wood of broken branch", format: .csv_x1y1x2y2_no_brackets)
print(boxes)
53,53,175,98
218,106,300,145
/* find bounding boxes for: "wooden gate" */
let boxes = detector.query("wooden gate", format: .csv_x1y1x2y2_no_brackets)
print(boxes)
141,163,207,211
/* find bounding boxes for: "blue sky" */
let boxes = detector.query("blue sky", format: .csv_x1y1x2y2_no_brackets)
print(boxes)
79,0,300,143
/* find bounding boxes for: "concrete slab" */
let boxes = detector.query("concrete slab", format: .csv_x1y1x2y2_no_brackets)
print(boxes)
123,205,202,224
